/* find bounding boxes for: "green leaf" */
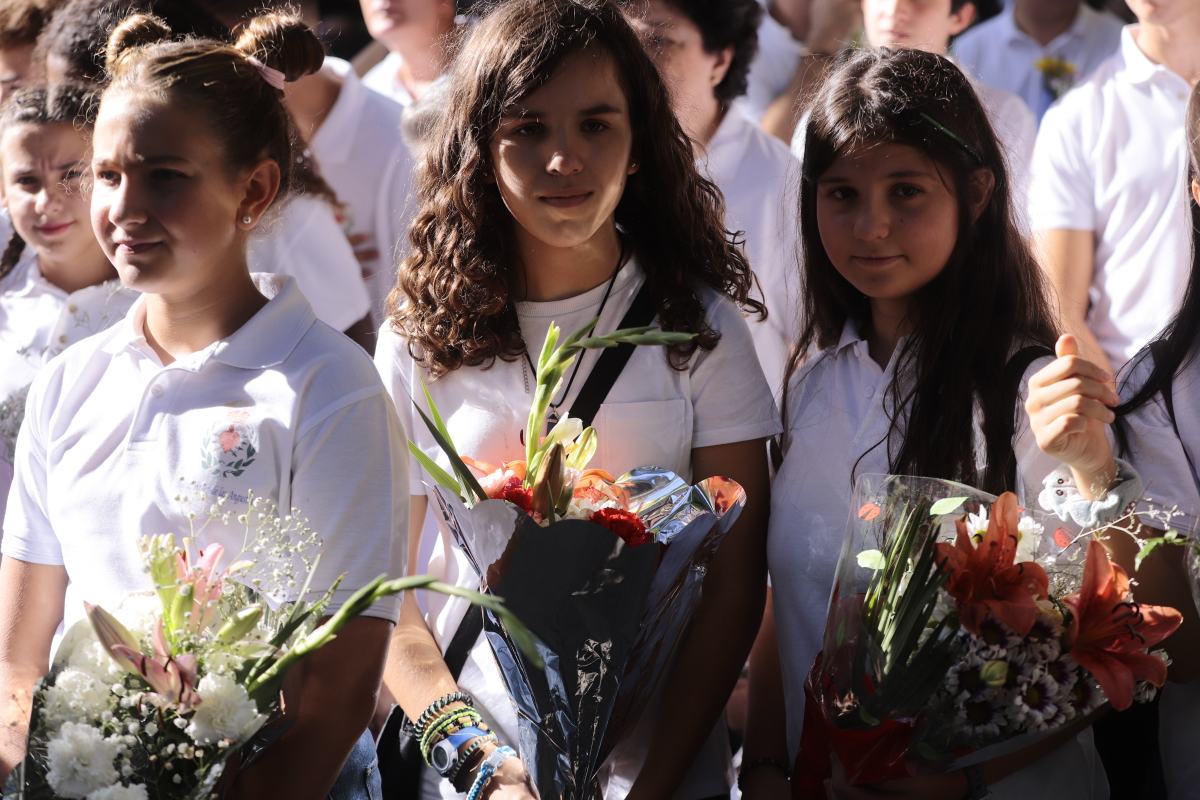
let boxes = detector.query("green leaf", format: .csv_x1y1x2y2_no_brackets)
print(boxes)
413,403,487,504
1135,531,1187,571
929,496,969,516
408,442,464,498
856,549,887,571
419,380,454,445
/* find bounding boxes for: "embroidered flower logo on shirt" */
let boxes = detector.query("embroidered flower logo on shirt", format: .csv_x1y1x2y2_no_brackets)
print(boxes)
200,411,258,478
1035,56,1078,102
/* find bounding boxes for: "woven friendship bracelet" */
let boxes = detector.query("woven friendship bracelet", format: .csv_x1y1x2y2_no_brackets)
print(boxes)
421,708,485,763
413,691,475,738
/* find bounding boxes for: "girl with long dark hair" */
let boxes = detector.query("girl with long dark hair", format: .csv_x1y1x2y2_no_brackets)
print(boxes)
743,48,1108,798
373,1,779,797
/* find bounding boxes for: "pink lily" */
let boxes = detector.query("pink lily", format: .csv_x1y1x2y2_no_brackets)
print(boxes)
175,542,226,631
111,619,201,708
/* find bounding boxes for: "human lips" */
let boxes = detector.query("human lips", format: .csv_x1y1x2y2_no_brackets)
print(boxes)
539,189,594,209
851,254,904,268
34,220,74,238
112,235,163,255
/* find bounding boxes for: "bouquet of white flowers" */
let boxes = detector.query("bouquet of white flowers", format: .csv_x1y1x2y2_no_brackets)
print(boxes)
5,497,533,800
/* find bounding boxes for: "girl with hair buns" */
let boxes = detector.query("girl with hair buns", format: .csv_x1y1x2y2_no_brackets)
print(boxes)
0,82,136,531
374,0,778,798
0,11,408,799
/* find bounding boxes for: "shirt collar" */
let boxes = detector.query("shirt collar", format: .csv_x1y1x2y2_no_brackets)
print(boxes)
700,110,754,182
311,57,368,167
1117,25,1186,88
102,273,316,368
834,319,867,354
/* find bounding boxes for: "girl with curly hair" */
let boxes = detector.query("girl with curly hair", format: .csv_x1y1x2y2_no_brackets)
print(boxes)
373,0,779,797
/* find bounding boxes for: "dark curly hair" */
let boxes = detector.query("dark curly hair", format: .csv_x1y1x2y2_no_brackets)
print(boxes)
653,0,763,105
389,0,762,379
784,48,1057,494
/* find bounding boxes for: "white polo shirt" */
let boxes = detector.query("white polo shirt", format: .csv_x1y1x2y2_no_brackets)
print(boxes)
0,252,138,527
1114,353,1200,797
249,195,373,332
953,4,1123,122
768,326,1108,797
700,110,802,398
310,58,415,322
740,2,806,122
362,52,415,108
1029,26,1191,366
791,67,1037,222
375,258,780,799
2,274,408,650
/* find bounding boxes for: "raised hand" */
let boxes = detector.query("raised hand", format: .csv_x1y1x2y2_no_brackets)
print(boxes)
1024,334,1120,494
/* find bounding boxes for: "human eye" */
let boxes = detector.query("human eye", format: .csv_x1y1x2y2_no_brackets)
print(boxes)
825,186,856,202
14,175,39,189
512,121,545,137
892,182,924,199
152,167,187,182
581,118,610,134
93,168,120,186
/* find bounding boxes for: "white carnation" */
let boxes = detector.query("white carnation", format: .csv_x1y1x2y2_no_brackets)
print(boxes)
185,672,265,745
115,592,164,643
86,784,148,800
42,670,114,728
45,722,122,799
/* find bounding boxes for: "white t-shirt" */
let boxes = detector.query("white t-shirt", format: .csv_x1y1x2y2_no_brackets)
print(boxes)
739,2,806,123
790,68,1037,222
1029,26,1191,367
362,52,415,108
953,4,1123,122
310,58,415,322
375,258,781,799
1115,351,1200,798
768,325,1108,798
0,252,139,528
248,195,372,333
2,274,408,651
700,110,802,399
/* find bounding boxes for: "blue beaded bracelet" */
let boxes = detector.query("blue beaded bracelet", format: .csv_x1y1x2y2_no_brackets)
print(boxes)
466,745,517,800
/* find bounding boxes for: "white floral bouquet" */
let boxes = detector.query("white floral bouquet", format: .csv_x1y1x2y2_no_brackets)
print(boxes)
5,497,532,799
795,475,1183,796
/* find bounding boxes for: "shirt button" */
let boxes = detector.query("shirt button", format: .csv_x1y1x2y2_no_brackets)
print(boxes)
67,304,78,313
57,335,68,344
150,385,165,398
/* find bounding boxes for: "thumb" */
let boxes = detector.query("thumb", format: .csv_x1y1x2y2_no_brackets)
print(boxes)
1055,333,1079,359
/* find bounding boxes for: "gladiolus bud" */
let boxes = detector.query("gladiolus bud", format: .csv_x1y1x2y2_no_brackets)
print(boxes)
217,605,264,643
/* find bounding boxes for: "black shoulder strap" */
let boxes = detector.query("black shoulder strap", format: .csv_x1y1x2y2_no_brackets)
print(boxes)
568,281,660,428
1001,344,1055,491
442,281,660,676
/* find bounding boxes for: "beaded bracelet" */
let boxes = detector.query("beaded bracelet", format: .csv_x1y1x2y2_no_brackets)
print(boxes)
449,732,498,792
466,745,517,800
413,691,475,738
420,708,485,763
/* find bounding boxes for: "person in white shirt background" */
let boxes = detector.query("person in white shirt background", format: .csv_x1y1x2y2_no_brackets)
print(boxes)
1026,79,1200,800
201,0,417,327
626,0,802,399
34,0,378,349
373,1,778,797
952,0,1123,122
1030,0,1200,376
359,0,458,107
0,10,408,798
0,82,138,531
790,0,1037,215
745,46,1107,800
742,0,810,122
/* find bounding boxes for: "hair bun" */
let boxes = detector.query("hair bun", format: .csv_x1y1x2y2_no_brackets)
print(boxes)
235,11,324,83
105,13,173,72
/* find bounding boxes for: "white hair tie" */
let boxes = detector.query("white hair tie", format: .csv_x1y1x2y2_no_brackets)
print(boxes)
245,55,287,92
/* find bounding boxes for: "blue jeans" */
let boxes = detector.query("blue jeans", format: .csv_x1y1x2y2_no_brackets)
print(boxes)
328,729,382,800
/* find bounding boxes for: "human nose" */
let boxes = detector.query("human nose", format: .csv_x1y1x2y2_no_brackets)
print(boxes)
546,131,584,176
34,184,64,218
852,195,891,241
105,175,148,228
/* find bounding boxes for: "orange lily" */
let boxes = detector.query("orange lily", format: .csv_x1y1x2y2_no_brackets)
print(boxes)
935,492,1049,636
1063,538,1182,710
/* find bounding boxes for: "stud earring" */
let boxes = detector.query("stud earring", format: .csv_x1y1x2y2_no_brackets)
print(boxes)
242,215,252,225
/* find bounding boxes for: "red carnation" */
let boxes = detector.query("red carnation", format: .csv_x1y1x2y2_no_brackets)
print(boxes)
590,507,651,547
495,476,535,515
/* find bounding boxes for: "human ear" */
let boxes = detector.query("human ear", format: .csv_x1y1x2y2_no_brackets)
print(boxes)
966,167,995,223
710,45,735,89
947,2,976,37
236,159,282,230
1191,178,1200,208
